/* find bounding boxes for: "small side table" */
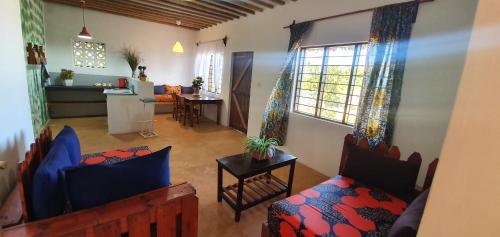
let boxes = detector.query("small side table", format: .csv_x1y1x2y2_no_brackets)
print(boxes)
216,150,297,222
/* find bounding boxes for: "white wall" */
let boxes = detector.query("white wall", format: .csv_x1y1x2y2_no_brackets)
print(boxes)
419,0,500,235
44,2,196,86
0,0,35,204
197,0,477,185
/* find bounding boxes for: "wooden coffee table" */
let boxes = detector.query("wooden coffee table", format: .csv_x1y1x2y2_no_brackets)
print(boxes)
216,150,297,222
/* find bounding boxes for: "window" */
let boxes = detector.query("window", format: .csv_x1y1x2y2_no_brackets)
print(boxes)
73,40,106,68
194,41,224,94
206,55,221,93
293,43,368,126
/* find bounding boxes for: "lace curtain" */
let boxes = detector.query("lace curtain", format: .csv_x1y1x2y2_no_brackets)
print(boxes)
194,40,224,94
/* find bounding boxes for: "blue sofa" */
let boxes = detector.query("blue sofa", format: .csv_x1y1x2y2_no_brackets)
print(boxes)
31,126,171,220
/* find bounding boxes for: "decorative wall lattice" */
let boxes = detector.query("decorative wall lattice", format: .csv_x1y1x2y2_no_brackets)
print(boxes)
20,0,49,137
73,41,107,68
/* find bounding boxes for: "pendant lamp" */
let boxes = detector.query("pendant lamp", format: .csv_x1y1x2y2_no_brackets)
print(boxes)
78,0,92,40
172,20,184,53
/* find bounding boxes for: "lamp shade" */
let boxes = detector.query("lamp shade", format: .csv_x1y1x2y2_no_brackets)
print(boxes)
78,26,92,40
172,41,184,53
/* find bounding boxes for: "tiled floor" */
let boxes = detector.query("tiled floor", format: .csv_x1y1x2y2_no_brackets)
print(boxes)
49,115,328,237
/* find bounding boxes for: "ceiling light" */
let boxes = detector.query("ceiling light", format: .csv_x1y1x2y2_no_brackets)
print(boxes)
172,41,184,53
78,0,92,40
172,20,184,53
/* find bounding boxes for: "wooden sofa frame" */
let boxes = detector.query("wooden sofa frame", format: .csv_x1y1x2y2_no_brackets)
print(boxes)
3,126,199,237
18,127,53,223
261,134,439,237
2,183,198,237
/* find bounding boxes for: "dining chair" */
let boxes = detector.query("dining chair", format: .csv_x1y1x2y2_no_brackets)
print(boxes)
177,95,200,126
172,93,180,120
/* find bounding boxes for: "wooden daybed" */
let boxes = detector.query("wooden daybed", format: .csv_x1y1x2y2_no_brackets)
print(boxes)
261,134,439,237
0,127,198,237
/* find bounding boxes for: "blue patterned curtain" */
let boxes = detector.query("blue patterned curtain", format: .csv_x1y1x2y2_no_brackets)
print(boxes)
354,2,419,147
260,22,312,145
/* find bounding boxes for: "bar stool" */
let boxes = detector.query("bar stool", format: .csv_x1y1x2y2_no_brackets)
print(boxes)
138,97,158,138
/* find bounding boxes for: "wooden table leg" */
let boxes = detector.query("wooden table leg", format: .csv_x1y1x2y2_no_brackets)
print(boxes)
183,106,187,126
286,161,296,197
216,102,222,125
190,102,194,127
235,178,244,222
217,163,223,202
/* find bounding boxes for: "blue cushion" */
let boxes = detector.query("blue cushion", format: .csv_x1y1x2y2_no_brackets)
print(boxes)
154,85,166,94
63,146,171,211
53,126,81,166
181,86,194,94
32,141,73,220
388,189,430,237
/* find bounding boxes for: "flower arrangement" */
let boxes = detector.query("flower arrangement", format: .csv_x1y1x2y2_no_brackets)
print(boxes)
121,47,141,78
245,136,279,161
59,69,74,80
192,76,204,89
192,76,204,96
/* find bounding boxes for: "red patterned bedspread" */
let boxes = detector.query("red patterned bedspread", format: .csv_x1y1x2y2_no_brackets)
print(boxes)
268,176,407,237
81,146,152,165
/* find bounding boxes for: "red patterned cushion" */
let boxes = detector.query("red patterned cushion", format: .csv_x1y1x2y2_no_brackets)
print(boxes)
81,146,151,165
268,176,408,237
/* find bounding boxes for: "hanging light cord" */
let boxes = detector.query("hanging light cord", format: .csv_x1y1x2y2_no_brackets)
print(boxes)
80,0,86,27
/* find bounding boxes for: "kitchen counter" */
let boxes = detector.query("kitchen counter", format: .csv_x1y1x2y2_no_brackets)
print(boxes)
45,86,110,118
45,85,119,92
106,79,154,135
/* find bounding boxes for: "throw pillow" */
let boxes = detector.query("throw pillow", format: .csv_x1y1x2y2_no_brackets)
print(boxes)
342,146,420,201
388,189,430,237
32,141,73,220
166,85,181,95
53,125,81,166
63,146,171,211
154,85,166,94
181,86,194,94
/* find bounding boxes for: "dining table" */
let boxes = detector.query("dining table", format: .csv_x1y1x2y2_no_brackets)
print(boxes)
179,93,223,127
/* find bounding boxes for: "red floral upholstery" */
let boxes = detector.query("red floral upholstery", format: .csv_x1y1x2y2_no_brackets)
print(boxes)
268,176,407,237
81,146,152,165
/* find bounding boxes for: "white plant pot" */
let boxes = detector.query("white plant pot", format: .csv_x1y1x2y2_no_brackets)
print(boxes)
63,80,73,86
193,87,201,97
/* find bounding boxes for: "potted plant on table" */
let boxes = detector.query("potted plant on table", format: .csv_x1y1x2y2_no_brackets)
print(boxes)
192,76,204,97
59,69,74,86
121,47,141,78
245,136,279,161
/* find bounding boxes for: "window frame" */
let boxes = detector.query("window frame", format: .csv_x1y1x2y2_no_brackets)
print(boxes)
292,42,368,127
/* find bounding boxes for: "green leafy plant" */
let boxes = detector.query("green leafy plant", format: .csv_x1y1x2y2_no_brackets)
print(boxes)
59,69,74,80
121,47,141,78
192,76,204,89
245,136,279,160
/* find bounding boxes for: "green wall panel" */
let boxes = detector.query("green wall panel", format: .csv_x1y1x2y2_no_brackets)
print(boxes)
20,0,49,137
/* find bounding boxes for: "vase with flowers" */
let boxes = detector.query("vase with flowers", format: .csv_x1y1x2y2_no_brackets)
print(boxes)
121,47,141,78
192,76,204,97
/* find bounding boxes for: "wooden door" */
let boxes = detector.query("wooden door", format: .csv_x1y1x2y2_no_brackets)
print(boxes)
229,52,253,133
